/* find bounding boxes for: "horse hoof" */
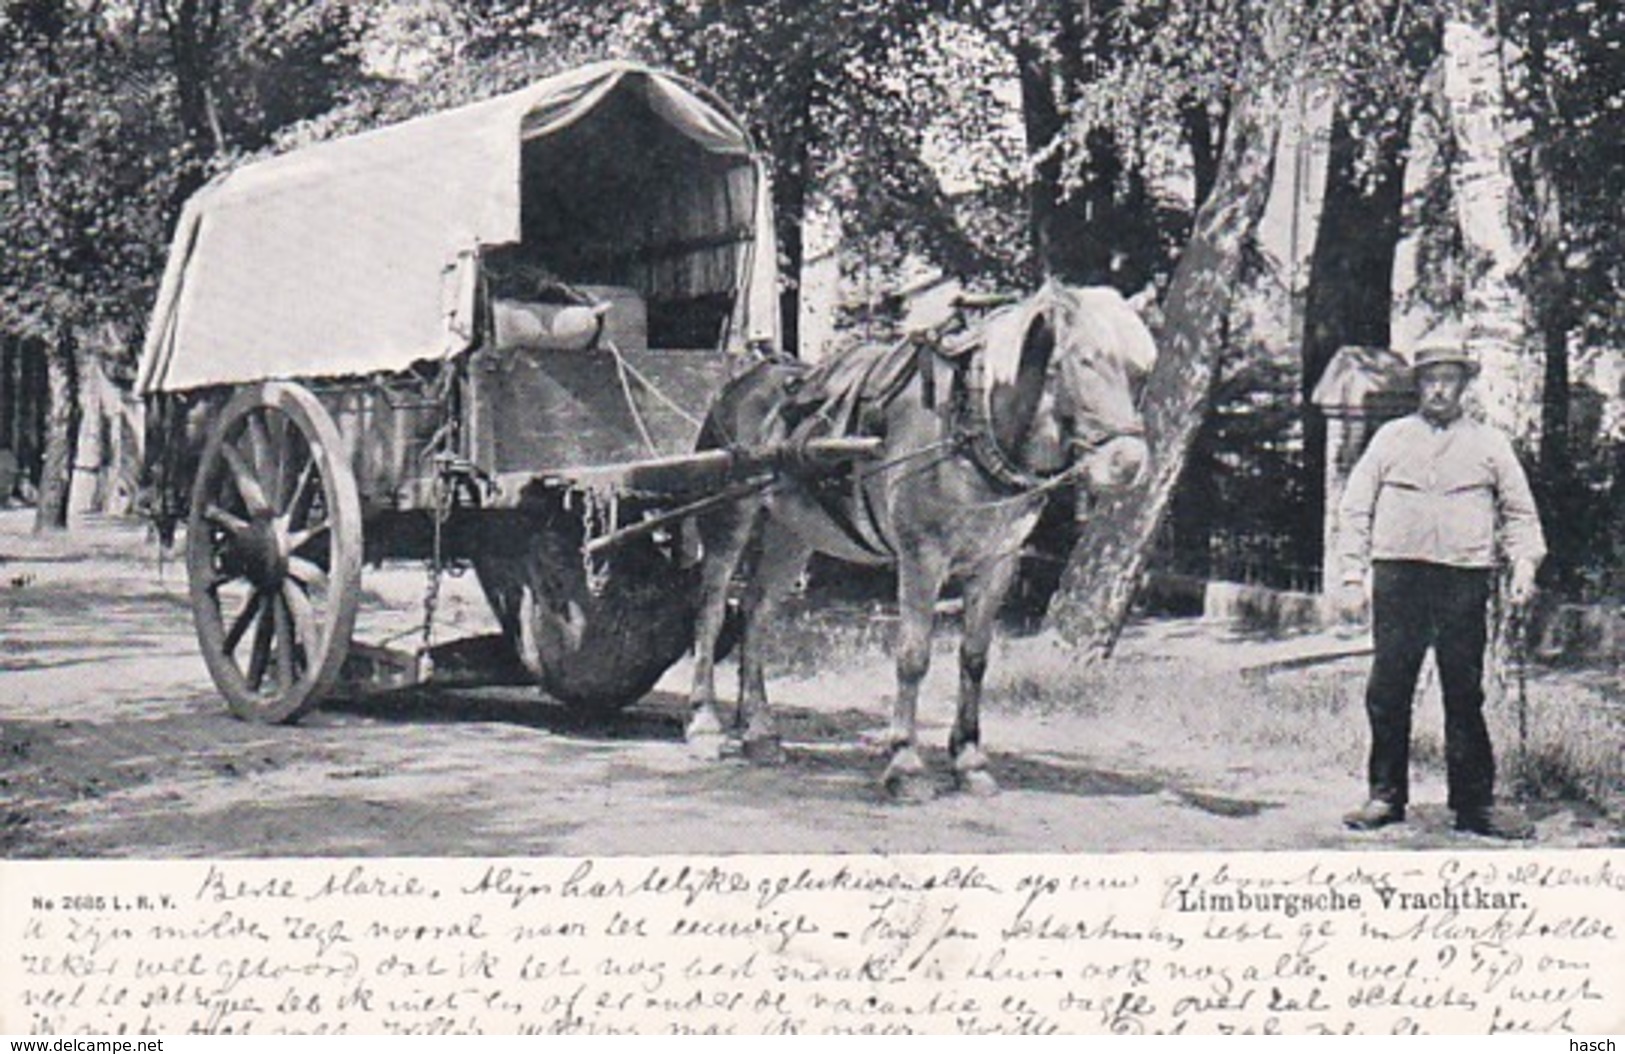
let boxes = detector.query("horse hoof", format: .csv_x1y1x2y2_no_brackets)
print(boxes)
685,729,727,761
882,746,934,802
886,773,938,803
957,768,1000,797
884,770,937,803
685,708,728,761
742,734,785,765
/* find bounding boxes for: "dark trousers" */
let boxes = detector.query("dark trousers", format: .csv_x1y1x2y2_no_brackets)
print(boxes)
1365,560,1495,812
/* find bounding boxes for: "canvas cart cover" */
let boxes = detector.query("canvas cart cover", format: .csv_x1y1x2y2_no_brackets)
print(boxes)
137,61,778,394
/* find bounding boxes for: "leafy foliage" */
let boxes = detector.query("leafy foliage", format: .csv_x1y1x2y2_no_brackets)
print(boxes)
0,2,174,337
1,0,367,527
0,0,368,343
1501,0,1625,592
3,0,1619,591
1503,0,1625,348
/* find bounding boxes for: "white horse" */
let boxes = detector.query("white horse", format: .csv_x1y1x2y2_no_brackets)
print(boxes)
684,281,1157,799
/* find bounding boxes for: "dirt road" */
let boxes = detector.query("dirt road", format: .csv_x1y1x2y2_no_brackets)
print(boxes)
2,510,1618,859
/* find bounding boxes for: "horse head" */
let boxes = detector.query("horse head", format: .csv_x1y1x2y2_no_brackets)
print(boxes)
983,280,1156,510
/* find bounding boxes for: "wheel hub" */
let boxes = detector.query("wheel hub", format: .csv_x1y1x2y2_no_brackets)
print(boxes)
239,514,289,588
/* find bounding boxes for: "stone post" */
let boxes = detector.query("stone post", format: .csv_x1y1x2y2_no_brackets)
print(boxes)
1310,345,1417,591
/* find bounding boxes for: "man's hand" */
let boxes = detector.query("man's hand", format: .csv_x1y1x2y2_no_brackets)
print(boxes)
1508,558,1539,610
1334,578,1368,627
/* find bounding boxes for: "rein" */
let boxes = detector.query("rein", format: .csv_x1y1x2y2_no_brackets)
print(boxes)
957,458,1089,518
854,438,957,484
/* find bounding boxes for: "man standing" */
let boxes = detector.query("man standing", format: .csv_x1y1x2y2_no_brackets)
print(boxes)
1336,338,1545,839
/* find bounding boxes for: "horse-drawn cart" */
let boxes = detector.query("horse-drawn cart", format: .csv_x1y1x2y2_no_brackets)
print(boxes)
139,62,821,722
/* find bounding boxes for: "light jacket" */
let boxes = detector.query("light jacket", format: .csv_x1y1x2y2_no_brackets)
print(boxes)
1337,413,1546,583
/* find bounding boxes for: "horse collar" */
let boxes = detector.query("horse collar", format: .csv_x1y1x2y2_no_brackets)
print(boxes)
949,348,1060,495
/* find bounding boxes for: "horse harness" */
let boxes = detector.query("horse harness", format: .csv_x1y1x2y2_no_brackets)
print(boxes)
770,303,1084,560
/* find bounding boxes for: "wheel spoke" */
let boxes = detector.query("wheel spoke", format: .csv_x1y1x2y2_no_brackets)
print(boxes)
203,504,253,539
247,414,276,489
222,590,264,656
220,442,272,516
286,457,319,527
268,413,293,512
273,593,297,694
287,518,330,553
283,580,319,658
286,556,329,593
246,602,275,690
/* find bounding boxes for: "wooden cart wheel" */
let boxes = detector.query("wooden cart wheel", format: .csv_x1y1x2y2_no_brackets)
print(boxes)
185,382,362,723
475,517,702,718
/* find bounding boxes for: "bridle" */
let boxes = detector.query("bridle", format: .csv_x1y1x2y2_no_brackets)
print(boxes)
948,298,1144,495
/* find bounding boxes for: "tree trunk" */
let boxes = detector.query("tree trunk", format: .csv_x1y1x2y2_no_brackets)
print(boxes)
1298,101,1414,580
32,333,79,533
777,186,804,358
1519,14,1579,592
1183,99,1228,213
1158,99,1231,573
1441,13,1540,440
1016,42,1111,286
1014,0,1154,291
1441,6,1543,791
773,72,818,358
1046,78,1286,660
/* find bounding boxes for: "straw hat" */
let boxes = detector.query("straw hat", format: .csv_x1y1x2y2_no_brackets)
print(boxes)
1410,329,1480,376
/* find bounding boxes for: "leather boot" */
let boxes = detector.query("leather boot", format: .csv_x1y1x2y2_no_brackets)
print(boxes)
1454,805,1534,840
1343,799,1405,830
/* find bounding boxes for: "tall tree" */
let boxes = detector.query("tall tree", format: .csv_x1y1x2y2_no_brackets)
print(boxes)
1440,4,1540,441
1298,7,1441,579
1,2,168,529
1501,0,1625,589
1047,5,1293,658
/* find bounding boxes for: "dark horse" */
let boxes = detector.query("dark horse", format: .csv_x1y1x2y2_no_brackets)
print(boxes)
685,280,1157,799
